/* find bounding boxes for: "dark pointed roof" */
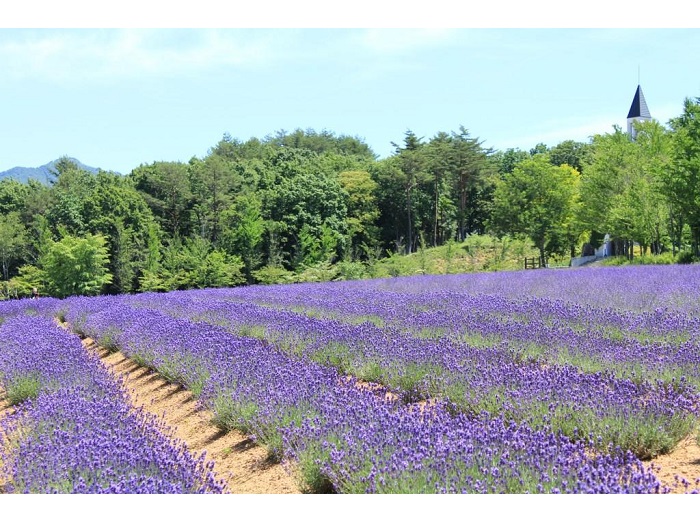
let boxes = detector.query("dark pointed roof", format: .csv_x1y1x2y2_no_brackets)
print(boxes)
627,85,651,119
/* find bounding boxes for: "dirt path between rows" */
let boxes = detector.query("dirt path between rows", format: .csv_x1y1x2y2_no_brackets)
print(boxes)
0,388,14,493
81,337,300,494
645,435,700,494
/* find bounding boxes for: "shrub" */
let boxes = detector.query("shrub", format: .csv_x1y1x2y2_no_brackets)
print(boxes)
676,251,698,265
252,264,296,285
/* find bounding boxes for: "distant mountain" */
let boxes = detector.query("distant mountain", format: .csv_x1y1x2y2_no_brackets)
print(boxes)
0,158,110,184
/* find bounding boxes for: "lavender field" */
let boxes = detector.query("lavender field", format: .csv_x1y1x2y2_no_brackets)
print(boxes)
2,265,700,493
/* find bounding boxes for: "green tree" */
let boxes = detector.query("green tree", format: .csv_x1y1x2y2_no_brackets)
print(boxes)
442,127,495,241
372,157,409,254
265,128,376,159
424,132,457,246
46,158,95,235
188,155,238,246
489,154,580,266
0,178,30,215
338,170,380,259
130,161,193,239
580,123,670,258
529,142,549,156
388,130,430,254
259,148,347,269
40,233,113,298
628,120,672,255
494,148,530,175
151,236,244,290
549,140,593,174
667,97,700,255
20,180,53,234
220,194,265,282
89,173,158,293
0,212,28,280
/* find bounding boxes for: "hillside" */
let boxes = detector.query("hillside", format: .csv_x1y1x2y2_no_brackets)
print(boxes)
0,158,107,183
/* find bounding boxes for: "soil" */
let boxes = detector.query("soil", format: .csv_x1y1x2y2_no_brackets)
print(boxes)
0,388,14,493
79,337,301,494
645,435,700,494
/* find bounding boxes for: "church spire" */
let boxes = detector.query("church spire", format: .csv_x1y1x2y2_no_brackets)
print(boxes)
627,84,651,139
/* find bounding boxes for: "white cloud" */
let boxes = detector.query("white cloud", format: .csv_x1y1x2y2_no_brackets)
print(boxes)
497,115,628,150
357,29,459,55
0,29,279,83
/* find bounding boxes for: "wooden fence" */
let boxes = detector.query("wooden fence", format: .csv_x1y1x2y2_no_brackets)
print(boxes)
524,257,543,269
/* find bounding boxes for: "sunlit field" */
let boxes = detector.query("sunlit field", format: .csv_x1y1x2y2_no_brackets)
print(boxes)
2,264,700,493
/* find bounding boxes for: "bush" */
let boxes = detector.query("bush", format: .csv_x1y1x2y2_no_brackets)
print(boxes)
598,256,629,267
335,260,368,281
296,261,340,283
253,264,296,285
676,251,698,265
633,253,676,265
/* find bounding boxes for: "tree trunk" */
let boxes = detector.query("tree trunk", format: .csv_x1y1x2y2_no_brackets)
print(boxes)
434,174,439,248
406,187,413,255
538,245,546,269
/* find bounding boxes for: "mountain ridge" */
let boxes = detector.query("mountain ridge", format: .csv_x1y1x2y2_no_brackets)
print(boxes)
0,158,116,184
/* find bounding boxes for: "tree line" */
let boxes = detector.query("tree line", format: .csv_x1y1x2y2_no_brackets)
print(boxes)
1,97,699,299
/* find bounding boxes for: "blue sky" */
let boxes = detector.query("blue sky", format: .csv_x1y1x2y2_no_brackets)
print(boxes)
2,4,699,174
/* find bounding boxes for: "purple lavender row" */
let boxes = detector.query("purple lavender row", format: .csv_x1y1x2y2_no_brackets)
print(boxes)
0,297,62,325
60,298,667,493
282,388,667,494
108,291,700,460
195,266,700,343
176,264,700,317
0,315,224,493
63,299,341,460
184,280,700,387
351,265,700,315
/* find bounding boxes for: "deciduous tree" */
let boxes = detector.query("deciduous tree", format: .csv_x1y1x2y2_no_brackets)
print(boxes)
489,154,580,266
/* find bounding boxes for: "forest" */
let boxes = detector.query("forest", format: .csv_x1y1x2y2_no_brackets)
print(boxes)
1,96,699,299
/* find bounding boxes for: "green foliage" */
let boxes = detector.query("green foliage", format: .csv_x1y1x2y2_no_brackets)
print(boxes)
130,161,193,238
489,154,581,264
581,122,672,257
7,112,700,299
252,264,296,285
0,211,28,280
190,249,244,289
667,97,700,255
265,128,376,159
259,148,348,269
548,140,593,173
0,178,30,215
494,148,530,175
338,170,380,259
6,373,42,405
370,234,541,277
191,154,242,246
220,194,265,282
295,440,336,493
676,251,699,264
40,232,113,298
210,394,258,434
335,259,369,281
147,236,245,291
295,261,340,283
